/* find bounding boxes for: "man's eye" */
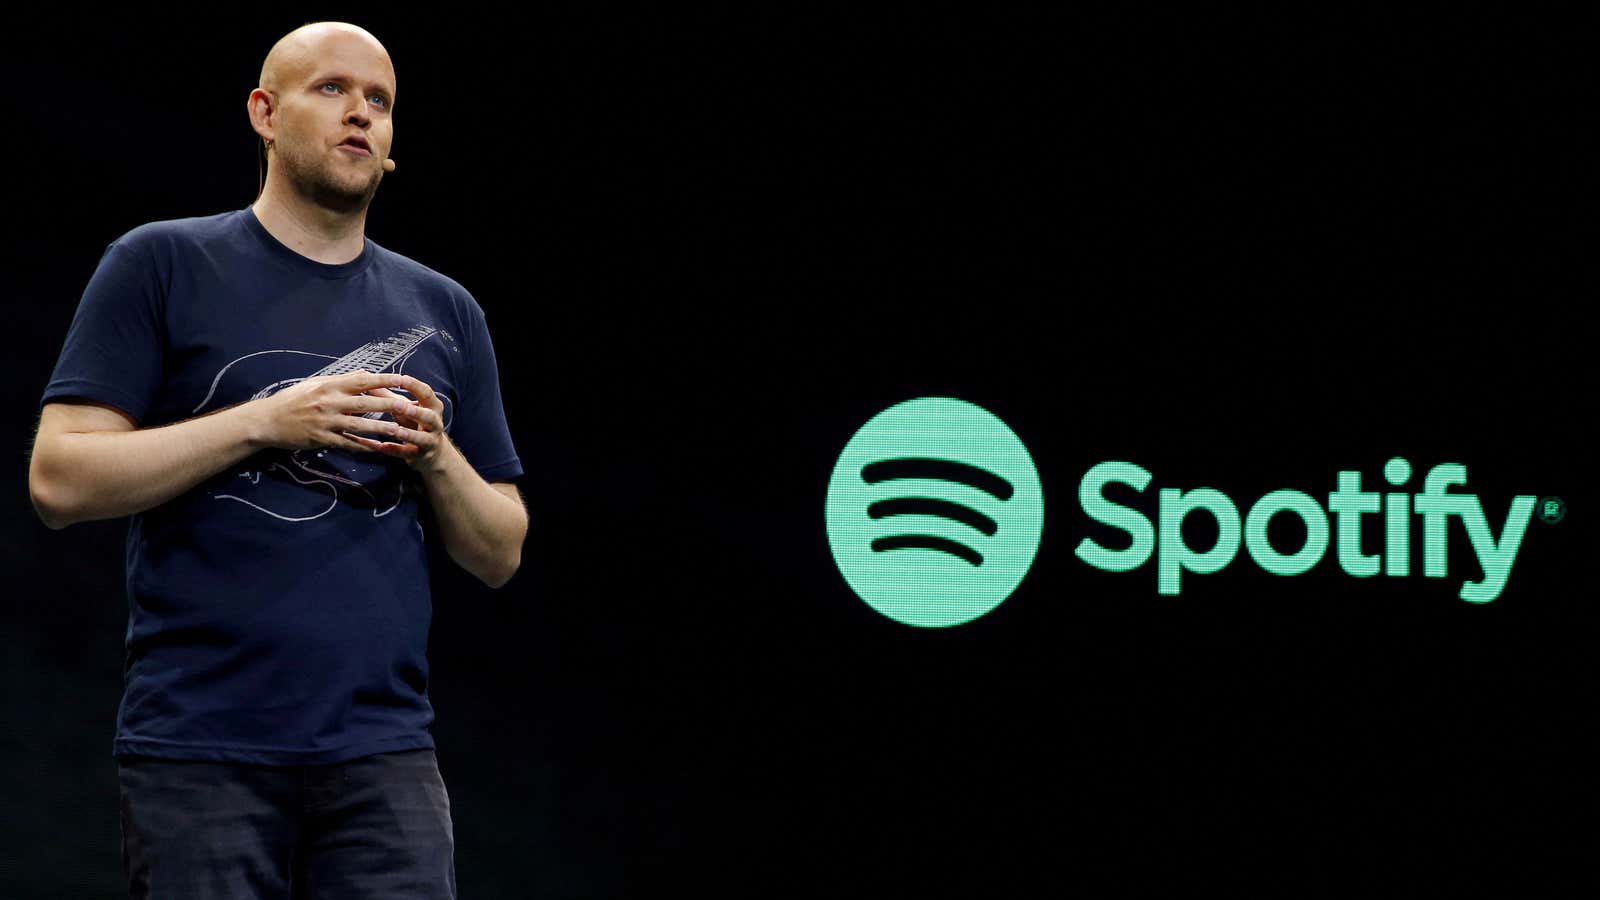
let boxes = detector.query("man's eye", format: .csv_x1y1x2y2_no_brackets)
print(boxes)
322,82,385,108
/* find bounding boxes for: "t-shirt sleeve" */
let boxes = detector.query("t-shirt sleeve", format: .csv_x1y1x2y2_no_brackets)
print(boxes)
40,239,165,426
451,300,523,483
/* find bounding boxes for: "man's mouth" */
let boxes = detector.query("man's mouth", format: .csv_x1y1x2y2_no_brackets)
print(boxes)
338,137,372,156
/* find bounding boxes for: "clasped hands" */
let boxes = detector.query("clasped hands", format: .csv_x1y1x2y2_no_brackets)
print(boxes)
261,369,449,474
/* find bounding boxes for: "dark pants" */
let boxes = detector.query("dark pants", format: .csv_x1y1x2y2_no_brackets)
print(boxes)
118,747,456,899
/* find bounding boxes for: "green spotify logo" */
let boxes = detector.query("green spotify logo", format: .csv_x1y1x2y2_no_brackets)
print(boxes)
828,398,1554,626
825,397,1045,628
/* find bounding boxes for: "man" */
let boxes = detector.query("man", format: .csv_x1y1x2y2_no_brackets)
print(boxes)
28,21,525,898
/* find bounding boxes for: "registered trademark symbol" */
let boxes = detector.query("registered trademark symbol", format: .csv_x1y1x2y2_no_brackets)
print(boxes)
1536,496,1566,524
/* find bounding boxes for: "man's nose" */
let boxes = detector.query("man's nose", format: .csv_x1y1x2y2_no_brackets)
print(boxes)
343,104,371,129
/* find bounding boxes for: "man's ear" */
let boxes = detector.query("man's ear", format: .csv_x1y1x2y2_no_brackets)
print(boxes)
250,89,277,201
247,89,278,143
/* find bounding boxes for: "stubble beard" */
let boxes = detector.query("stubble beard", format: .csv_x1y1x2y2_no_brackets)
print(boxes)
274,140,380,215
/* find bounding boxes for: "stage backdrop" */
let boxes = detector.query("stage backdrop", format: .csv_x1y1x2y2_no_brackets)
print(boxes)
4,10,1586,897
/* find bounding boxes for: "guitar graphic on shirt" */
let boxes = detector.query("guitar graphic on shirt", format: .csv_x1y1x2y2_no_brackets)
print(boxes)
195,325,457,522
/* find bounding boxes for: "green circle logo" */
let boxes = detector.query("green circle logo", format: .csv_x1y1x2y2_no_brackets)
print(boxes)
826,397,1045,628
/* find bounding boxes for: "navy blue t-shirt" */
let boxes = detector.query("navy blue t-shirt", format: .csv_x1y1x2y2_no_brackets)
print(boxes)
40,206,522,765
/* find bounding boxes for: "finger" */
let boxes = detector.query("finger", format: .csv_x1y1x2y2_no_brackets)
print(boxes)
337,431,385,454
388,425,424,446
353,370,409,393
343,432,416,456
393,374,439,409
377,417,431,445
365,385,420,402
361,389,427,420
338,413,402,440
410,406,441,432
351,395,415,417
390,401,434,431
358,388,424,428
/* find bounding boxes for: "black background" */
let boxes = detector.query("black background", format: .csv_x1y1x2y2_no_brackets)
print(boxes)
4,10,1588,897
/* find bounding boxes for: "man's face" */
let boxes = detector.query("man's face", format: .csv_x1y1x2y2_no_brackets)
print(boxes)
267,30,396,214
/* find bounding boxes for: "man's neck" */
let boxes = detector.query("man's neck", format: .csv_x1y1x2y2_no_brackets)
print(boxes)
251,182,369,266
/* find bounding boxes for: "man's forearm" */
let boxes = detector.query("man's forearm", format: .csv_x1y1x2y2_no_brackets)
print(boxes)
31,403,265,529
418,435,527,589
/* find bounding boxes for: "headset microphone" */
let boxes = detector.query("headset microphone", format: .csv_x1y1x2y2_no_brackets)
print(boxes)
382,158,396,173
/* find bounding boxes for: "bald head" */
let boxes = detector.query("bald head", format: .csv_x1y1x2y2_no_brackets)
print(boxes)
259,22,395,103
250,21,397,215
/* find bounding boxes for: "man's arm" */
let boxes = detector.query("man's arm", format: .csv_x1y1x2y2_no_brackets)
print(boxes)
413,434,528,589
30,370,432,531
351,375,527,589
29,399,266,530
